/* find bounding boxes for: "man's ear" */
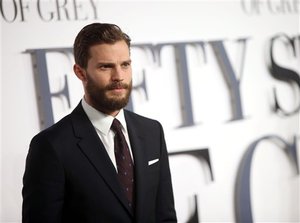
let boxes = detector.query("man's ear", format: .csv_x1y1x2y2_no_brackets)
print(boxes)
73,64,87,82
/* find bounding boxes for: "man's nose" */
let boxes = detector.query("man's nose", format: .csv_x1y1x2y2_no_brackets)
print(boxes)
112,66,124,81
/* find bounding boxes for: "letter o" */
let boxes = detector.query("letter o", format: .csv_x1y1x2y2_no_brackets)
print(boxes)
0,0,17,23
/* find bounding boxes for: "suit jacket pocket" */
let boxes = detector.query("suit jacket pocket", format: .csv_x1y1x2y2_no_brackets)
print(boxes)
147,160,160,173
146,160,160,190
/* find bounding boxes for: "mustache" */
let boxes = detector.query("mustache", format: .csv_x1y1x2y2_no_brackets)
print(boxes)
106,82,130,90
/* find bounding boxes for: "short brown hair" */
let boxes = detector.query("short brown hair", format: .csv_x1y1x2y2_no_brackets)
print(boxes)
73,23,131,68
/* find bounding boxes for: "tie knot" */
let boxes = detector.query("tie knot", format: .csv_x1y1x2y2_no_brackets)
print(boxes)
111,118,123,134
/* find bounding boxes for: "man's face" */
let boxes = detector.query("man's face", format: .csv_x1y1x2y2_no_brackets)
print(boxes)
82,40,132,115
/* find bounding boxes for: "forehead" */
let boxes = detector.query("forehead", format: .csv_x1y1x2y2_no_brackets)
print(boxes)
88,40,130,62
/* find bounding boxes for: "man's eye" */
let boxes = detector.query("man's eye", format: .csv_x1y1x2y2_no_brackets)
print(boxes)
122,63,131,68
99,65,111,70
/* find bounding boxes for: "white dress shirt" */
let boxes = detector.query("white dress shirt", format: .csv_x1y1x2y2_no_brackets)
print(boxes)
81,98,134,171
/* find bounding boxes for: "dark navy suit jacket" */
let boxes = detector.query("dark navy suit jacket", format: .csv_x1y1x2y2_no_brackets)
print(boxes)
22,102,177,223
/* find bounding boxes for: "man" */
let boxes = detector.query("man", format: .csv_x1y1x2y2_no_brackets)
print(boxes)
22,23,177,223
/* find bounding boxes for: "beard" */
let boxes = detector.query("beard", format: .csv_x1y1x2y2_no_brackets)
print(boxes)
85,75,132,113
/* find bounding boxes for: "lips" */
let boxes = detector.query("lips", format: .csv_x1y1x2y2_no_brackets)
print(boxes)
112,86,125,90
111,88,125,92
107,83,128,91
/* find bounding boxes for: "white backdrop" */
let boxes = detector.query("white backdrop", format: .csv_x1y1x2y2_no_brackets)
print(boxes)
1,0,299,222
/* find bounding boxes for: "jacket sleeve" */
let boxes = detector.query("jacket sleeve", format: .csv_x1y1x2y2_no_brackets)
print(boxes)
22,134,65,223
156,122,177,222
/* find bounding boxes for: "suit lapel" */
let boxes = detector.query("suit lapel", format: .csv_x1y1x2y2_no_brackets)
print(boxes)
70,103,132,215
125,111,148,220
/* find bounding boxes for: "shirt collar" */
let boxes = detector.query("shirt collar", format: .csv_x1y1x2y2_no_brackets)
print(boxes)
81,98,127,135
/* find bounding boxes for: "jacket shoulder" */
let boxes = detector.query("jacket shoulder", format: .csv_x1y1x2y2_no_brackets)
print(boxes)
123,110,165,136
31,114,73,144
124,110,161,125
32,102,85,141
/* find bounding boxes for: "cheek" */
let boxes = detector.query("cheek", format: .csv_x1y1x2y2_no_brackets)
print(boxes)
96,74,110,85
89,76,103,86
87,70,107,85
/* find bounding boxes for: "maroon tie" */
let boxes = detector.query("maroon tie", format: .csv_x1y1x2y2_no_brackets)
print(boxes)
111,118,135,209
